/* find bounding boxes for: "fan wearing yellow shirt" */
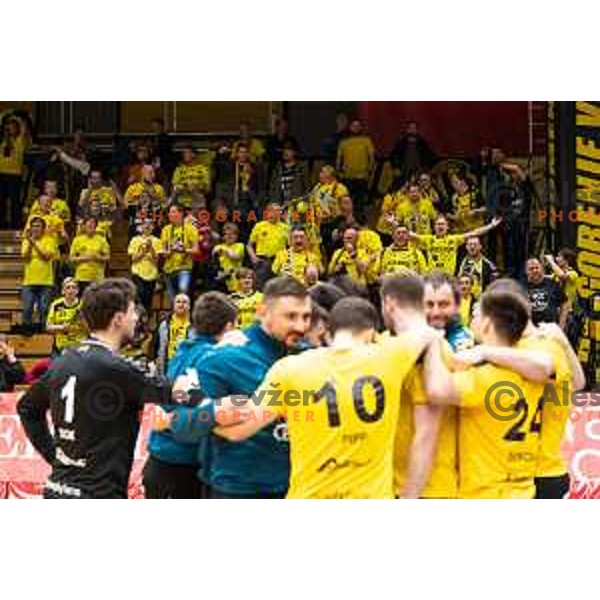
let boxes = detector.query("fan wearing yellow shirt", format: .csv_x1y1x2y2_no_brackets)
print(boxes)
231,122,266,164
171,146,210,209
486,278,586,499
230,268,264,328
46,278,87,353
247,204,290,289
458,274,474,326
544,249,580,329
380,225,427,276
311,165,349,222
160,204,200,302
69,216,110,293
425,289,551,499
78,170,121,238
156,294,191,377
215,295,444,499
124,165,165,213
356,226,383,286
393,183,437,235
128,219,163,312
213,223,245,292
21,217,60,332
449,173,485,233
25,194,68,248
410,215,502,276
418,173,442,211
376,187,407,242
328,228,371,287
29,180,71,223
272,227,322,286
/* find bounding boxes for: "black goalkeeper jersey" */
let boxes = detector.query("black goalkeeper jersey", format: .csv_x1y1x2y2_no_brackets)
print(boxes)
17,339,171,499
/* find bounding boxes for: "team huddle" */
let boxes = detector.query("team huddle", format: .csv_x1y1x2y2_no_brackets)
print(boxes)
16,271,584,499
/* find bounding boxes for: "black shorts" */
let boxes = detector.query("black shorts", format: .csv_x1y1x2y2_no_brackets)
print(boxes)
142,456,207,499
535,473,571,499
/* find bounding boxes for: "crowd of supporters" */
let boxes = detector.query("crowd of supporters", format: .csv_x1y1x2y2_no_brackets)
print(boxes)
0,108,587,385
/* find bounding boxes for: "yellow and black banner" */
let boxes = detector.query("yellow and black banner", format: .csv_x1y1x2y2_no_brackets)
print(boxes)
573,101,600,385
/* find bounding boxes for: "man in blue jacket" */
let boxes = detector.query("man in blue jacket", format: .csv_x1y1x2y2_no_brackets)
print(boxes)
142,292,239,499
165,276,312,499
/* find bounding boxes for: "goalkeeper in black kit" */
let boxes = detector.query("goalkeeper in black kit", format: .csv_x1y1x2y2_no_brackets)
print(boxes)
17,279,172,499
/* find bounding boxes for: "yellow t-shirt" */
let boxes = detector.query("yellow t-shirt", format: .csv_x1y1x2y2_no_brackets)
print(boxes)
272,248,321,285
128,235,163,281
214,242,245,291
26,213,65,247
311,181,349,220
0,135,27,175
80,186,118,217
167,315,190,360
380,244,427,275
160,223,199,274
124,182,165,208
21,235,59,286
256,333,426,498
69,233,110,283
396,199,437,235
231,139,265,164
452,191,484,232
518,334,573,478
249,221,290,258
231,291,264,328
328,248,370,286
552,269,579,305
453,364,545,499
29,198,71,223
377,191,407,235
172,162,210,204
357,229,382,284
46,297,87,351
337,136,375,180
418,233,464,275
459,296,473,327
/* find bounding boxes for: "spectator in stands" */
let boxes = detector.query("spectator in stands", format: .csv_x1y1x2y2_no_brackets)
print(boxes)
121,144,151,189
312,166,348,222
272,226,322,285
328,227,370,288
449,170,485,233
125,164,165,236
155,293,191,377
30,180,71,223
46,277,87,354
322,112,350,161
322,194,359,258
393,182,437,235
458,274,474,326
150,117,173,177
380,225,427,276
0,114,31,229
160,203,199,302
128,219,163,312
457,236,498,300
232,143,262,239
376,183,408,245
69,215,111,294
230,268,264,328
525,258,567,325
544,248,579,326
265,118,299,171
212,223,245,292
21,217,59,334
389,121,436,187
26,194,68,248
418,172,443,213
268,142,309,206
336,118,375,222
171,145,210,209
78,169,122,239
231,122,265,164
0,335,25,392
247,202,290,289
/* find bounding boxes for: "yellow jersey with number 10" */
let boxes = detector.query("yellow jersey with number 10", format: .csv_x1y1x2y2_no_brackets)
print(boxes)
256,334,425,499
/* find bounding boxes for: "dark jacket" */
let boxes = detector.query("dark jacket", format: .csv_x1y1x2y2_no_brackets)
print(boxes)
0,357,25,392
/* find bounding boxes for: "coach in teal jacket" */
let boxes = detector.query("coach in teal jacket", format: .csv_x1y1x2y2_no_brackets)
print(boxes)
169,276,312,499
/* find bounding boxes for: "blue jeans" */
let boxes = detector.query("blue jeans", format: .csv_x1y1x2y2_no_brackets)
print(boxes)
22,285,53,327
166,270,192,302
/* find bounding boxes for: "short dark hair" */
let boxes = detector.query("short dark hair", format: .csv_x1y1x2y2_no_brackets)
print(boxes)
480,290,529,345
308,282,347,312
81,278,137,332
558,247,577,268
263,276,308,303
486,278,531,317
425,271,461,306
310,301,329,328
192,292,238,336
236,267,255,281
381,274,425,309
329,297,377,335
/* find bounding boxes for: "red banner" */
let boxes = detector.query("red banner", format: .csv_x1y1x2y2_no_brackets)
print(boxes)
2,392,600,499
